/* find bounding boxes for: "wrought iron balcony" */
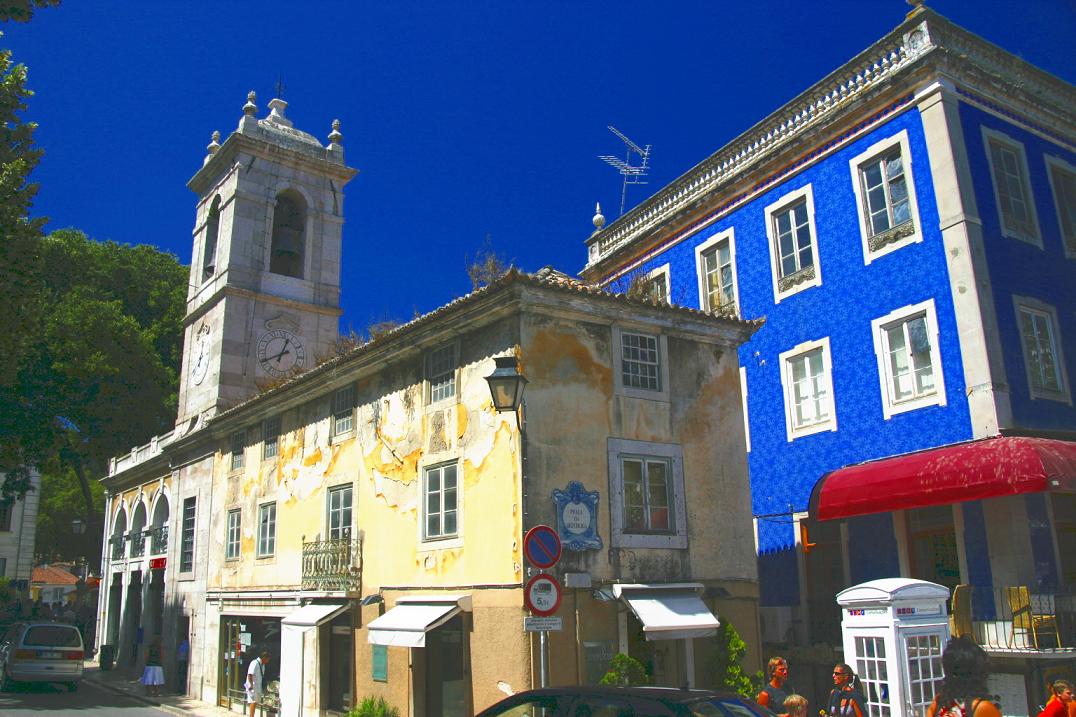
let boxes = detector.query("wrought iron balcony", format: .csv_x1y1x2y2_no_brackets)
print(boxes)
149,525,168,554
110,535,126,560
130,530,147,558
302,534,362,592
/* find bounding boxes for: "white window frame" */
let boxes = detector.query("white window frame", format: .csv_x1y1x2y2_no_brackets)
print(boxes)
608,438,687,549
262,415,281,460
225,509,241,561
327,484,353,541
694,228,740,316
420,461,461,547
612,326,670,401
765,184,821,302
1045,155,1076,259
426,343,458,405
230,430,246,472
331,385,355,440
642,263,670,304
849,130,922,263
1013,295,1071,404
870,299,947,419
739,366,751,453
982,127,1041,247
779,337,837,441
257,502,276,557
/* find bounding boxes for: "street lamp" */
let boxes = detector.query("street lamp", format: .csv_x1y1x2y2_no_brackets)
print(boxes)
484,356,528,412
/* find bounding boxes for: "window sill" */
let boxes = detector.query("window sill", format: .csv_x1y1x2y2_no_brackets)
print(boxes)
883,392,945,419
330,431,354,446
1028,387,1072,405
786,421,836,442
418,536,462,551
611,532,687,550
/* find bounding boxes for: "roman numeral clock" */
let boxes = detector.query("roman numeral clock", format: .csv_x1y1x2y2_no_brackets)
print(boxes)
257,329,306,378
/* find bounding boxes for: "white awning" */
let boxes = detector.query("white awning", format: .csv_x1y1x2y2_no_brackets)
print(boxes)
613,583,720,641
281,602,349,628
367,594,471,648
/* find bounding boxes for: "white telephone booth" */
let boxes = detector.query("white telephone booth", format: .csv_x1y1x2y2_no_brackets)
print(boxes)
837,579,951,717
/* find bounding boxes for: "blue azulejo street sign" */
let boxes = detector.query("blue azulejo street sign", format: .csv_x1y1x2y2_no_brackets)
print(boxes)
551,481,603,551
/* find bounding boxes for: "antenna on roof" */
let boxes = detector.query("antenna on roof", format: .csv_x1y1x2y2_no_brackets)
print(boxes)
599,126,651,217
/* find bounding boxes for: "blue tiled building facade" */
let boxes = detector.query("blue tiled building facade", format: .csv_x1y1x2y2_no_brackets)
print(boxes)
580,6,1075,675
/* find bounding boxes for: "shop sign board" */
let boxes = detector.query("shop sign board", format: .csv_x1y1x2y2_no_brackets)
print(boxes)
524,617,563,632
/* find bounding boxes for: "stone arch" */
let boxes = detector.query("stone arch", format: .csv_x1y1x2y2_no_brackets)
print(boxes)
150,490,170,528
269,189,306,278
111,504,128,539
202,194,221,281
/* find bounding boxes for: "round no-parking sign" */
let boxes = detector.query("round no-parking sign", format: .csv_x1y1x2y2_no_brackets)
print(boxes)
524,573,562,617
523,525,561,569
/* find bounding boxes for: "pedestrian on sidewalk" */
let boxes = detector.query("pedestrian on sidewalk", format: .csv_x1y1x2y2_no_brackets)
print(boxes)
925,636,1000,717
176,635,190,695
757,656,796,711
141,638,165,697
825,663,866,717
246,651,270,717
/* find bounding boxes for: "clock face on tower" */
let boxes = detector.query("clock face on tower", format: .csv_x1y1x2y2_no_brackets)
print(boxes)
257,329,306,378
190,327,211,385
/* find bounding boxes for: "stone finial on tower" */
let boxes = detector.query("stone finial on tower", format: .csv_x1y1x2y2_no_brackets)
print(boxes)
327,119,345,163
592,202,606,233
239,90,259,134
204,130,221,166
267,98,293,128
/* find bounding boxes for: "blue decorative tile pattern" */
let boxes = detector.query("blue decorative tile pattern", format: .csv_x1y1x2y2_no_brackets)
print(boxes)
958,103,1076,431
623,108,976,553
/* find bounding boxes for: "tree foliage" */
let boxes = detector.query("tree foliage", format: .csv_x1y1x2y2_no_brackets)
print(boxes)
599,652,650,686
708,621,765,699
466,236,512,290
3,229,187,551
0,13,48,501
0,1,60,23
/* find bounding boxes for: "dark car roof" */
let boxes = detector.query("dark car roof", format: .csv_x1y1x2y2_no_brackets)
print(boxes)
517,686,750,702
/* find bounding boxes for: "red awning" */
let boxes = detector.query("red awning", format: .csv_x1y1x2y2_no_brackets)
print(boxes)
815,436,1076,521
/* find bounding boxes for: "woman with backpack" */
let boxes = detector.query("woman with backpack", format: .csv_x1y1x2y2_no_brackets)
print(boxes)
926,636,1001,717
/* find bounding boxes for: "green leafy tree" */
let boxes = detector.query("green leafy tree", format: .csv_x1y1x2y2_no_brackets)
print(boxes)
599,652,650,686
5,230,188,561
0,1,60,23
709,621,765,699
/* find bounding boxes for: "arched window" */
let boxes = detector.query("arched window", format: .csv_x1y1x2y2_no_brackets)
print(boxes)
203,195,221,281
269,190,306,278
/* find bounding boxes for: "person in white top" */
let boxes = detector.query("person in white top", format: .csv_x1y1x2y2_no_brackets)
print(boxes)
245,651,270,717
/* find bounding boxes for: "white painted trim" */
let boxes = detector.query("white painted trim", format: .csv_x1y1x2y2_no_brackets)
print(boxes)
416,458,464,551
953,503,969,586
1044,154,1076,260
694,228,740,316
778,336,837,442
425,340,461,407
870,298,948,419
738,366,751,453
607,438,687,550
643,263,671,304
848,129,924,264
765,184,822,303
981,126,1042,248
611,326,671,402
893,510,910,577
1012,295,1072,405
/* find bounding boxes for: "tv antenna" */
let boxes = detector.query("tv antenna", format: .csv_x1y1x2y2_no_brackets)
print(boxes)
599,126,651,217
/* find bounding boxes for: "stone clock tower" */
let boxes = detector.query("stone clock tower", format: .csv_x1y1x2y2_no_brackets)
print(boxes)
176,92,358,427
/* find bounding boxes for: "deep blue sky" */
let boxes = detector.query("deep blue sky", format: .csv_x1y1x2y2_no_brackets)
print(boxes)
8,1,1075,333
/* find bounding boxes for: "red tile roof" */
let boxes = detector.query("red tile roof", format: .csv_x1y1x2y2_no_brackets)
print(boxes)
31,566,79,586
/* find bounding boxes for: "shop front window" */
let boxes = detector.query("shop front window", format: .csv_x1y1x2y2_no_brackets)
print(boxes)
218,616,281,710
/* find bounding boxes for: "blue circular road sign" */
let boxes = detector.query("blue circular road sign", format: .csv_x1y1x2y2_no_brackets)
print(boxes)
524,525,561,569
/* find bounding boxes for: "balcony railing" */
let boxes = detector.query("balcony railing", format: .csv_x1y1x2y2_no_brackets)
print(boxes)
149,525,168,554
129,530,147,558
302,534,362,592
110,536,126,560
954,586,1076,653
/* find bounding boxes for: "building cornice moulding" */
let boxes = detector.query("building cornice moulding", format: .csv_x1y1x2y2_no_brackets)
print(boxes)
583,9,1076,276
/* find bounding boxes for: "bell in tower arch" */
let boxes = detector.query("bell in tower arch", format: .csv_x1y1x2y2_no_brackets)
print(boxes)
270,190,306,278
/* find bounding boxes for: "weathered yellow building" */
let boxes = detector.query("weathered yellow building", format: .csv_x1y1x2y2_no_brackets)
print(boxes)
98,94,763,717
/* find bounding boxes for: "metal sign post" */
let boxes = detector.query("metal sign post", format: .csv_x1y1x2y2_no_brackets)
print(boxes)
524,525,562,688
